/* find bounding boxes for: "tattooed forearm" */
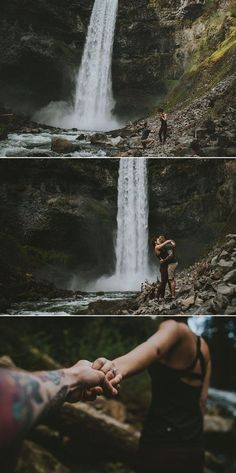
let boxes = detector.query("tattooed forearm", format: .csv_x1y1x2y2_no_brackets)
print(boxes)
36,370,65,386
0,368,69,448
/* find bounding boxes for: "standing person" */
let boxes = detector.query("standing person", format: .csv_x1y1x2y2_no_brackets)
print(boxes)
93,317,211,473
159,109,168,144
155,236,178,299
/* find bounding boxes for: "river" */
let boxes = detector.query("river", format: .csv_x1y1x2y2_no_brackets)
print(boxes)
6,291,136,315
0,130,109,157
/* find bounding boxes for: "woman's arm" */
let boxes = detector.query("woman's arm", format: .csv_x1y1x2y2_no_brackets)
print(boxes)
155,239,172,250
0,361,115,448
199,358,211,415
93,321,181,380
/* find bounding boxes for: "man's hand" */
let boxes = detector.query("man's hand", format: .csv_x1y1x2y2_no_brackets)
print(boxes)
160,258,164,264
65,360,119,403
92,358,122,394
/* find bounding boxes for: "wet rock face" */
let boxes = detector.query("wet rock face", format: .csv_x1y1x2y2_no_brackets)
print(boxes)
148,159,236,267
1,0,234,123
0,0,205,117
0,0,93,112
114,1,177,88
0,159,118,286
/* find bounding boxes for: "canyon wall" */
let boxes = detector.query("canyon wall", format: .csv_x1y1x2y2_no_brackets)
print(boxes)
0,159,235,289
1,1,235,119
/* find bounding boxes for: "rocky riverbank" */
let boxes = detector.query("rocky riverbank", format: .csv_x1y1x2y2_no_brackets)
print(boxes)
132,234,236,316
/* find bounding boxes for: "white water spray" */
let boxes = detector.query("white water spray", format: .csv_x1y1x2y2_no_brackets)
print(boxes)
72,0,119,131
93,158,152,291
34,0,120,131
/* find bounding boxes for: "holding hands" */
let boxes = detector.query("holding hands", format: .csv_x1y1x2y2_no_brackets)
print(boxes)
65,358,122,403
92,357,122,392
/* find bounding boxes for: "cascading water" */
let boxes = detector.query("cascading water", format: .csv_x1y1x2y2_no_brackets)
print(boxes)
34,0,120,131
73,0,119,131
93,158,152,291
115,158,150,284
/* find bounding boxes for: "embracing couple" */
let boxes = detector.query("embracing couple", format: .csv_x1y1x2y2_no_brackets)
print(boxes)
0,319,211,473
153,234,178,302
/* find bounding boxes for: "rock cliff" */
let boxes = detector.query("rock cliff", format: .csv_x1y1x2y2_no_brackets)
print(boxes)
1,0,235,126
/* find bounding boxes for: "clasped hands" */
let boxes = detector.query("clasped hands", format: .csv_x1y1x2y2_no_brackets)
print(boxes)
65,358,121,403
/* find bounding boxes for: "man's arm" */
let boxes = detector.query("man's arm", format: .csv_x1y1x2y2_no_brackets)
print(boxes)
0,361,116,448
93,321,181,380
160,248,174,263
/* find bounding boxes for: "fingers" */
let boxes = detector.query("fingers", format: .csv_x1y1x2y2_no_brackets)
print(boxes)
92,358,116,376
100,374,118,397
92,357,107,370
110,373,122,387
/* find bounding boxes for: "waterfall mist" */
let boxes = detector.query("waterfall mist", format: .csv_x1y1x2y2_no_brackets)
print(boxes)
92,158,154,292
34,0,120,131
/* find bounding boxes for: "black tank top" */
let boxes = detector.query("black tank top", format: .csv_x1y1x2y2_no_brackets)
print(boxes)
140,336,206,449
160,115,167,127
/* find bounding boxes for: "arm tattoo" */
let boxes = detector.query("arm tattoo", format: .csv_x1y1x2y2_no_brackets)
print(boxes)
0,369,68,447
36,370,65,386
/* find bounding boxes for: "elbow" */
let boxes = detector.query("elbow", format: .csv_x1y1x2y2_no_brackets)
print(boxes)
156,347,162,360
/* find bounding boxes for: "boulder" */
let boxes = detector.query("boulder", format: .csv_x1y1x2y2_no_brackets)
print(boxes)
51,137,80,154
16,440,70,473
180,294,195,310
224,269,236,284
110,136,124,146
76,133,86,141
93,397,127,422
225,304,236,315
217,259,234,270
226,234,236,240
216,284,235,297
204,415,235,447
211,255,218,266
195,128,208,140
210,294,228,314
224,239,236,251
90,133,109,145
204,118,216,134
178,1,205,20
0,355,16,368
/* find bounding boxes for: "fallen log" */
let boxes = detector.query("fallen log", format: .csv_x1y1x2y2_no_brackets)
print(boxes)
46,401,140,465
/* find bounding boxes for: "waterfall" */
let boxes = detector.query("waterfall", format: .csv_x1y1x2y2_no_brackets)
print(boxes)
73,0,119,131
34,0,120,130
115,158,150,285
93,158,151,292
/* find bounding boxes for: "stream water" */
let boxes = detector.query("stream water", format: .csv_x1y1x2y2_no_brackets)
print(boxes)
7,291,136,316
0,130,108,157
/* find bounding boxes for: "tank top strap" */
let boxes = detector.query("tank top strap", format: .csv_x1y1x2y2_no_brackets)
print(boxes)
185,336,201,371
184,336,206,381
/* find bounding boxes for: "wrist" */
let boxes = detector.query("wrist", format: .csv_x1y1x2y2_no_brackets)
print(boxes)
62,368,80,393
